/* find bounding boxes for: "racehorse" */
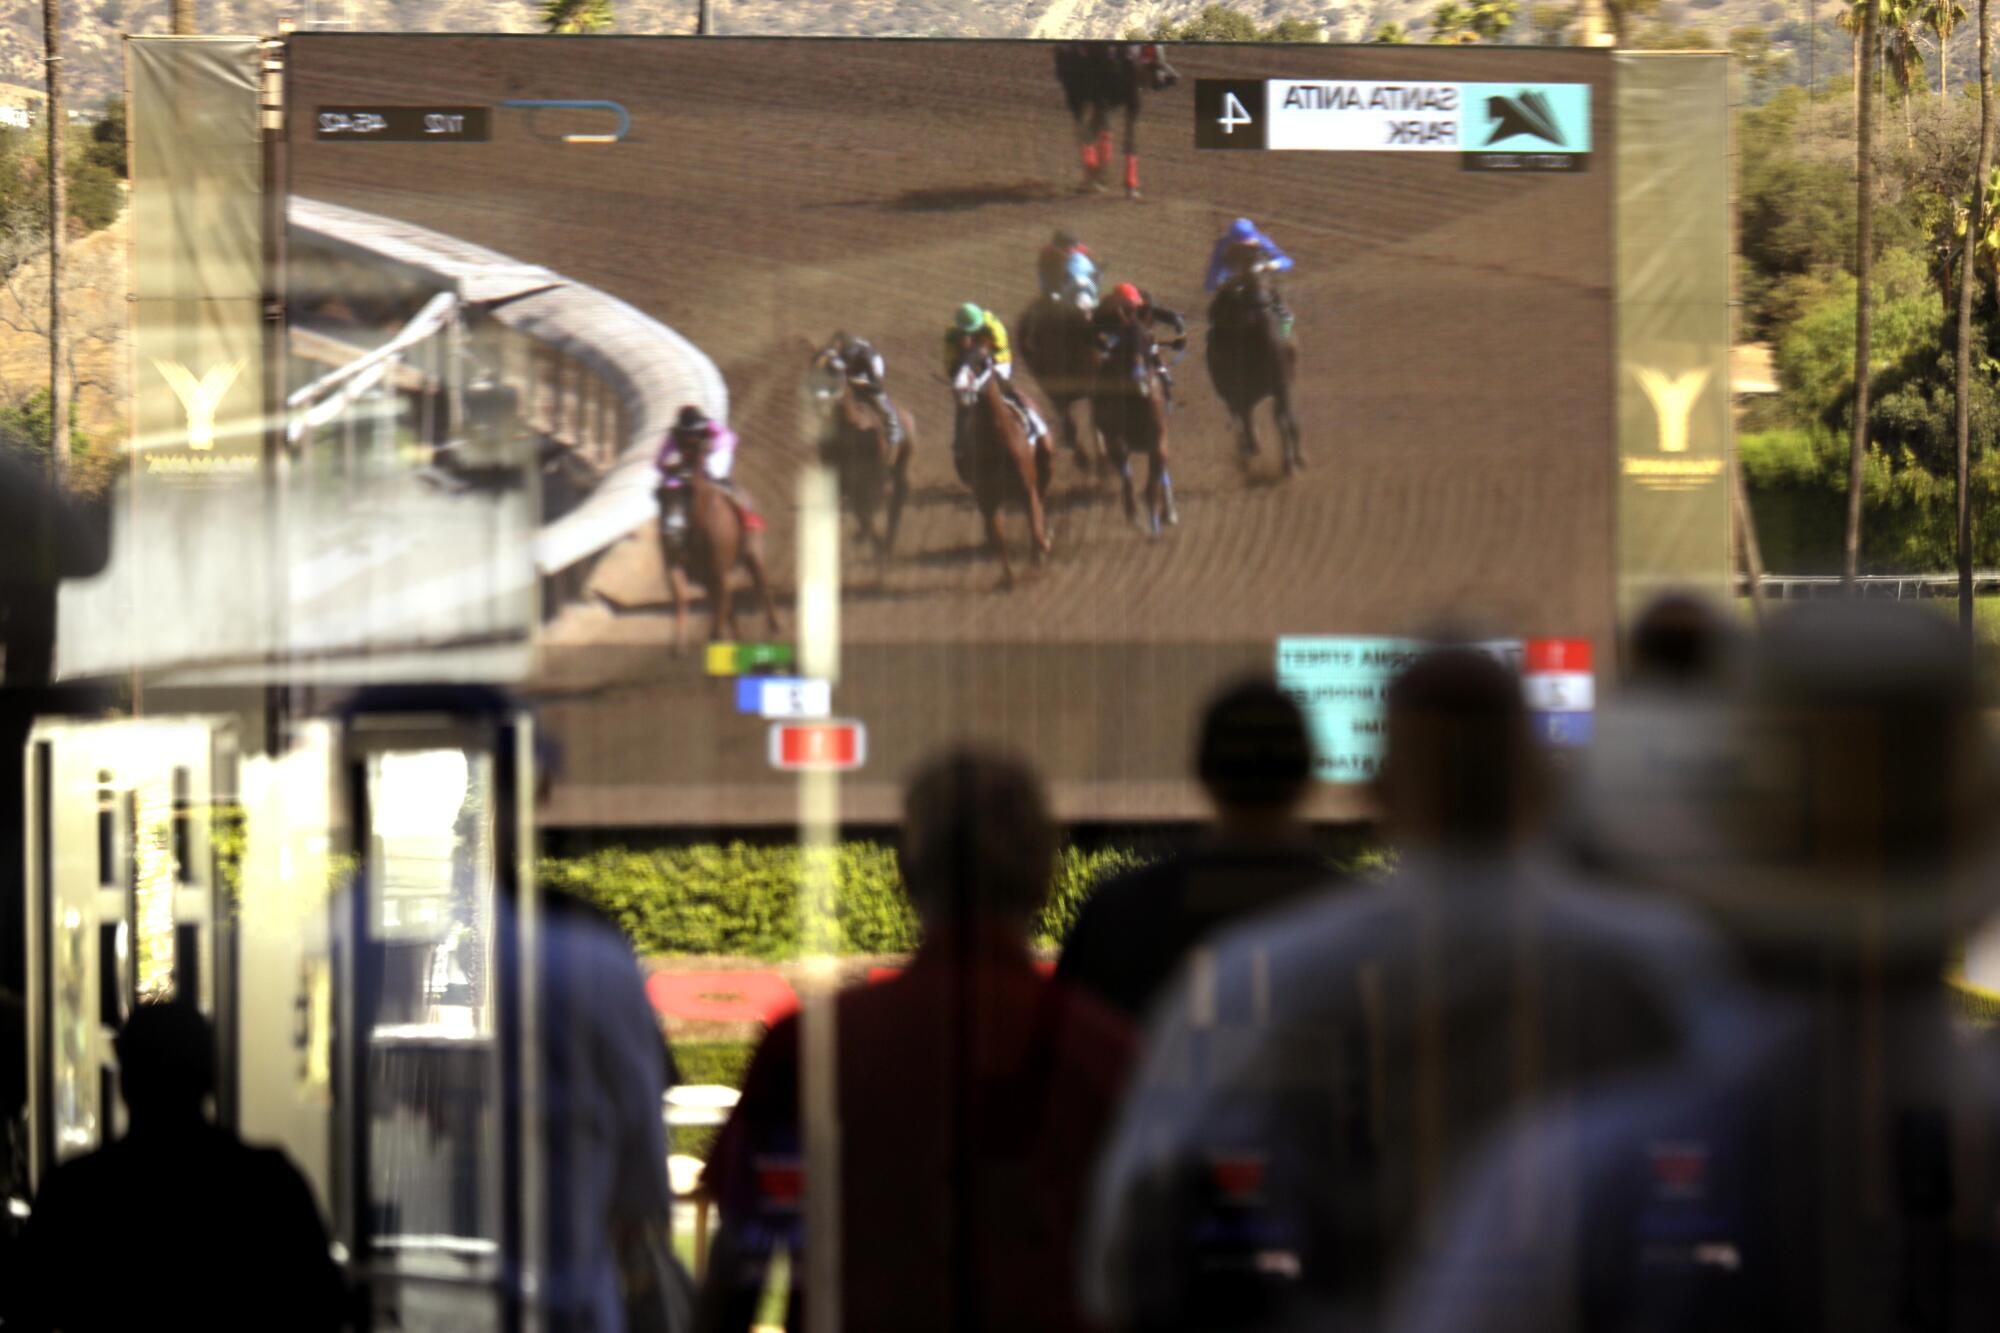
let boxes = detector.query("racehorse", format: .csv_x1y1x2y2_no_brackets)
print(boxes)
656,462,782,647
806,343,912,566
1052,42,1180,199
949,347,1053,590
1206,262,1305,477
1016,296,1105,472
1091,317,1177,535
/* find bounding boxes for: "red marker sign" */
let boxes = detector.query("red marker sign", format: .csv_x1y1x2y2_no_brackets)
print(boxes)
1525,638,1593,674
769,720,866,771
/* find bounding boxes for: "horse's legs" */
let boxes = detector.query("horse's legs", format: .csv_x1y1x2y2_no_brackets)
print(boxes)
984,503,1015,591
883,441,910,558
710,570,736,642
743,539,783,634
669,562,690,655
1274,382,1305,475
1121,101,1140,199
1115,440,1139,525
1234,404,1261,469
1059,397,1087,469
1095,106,1114,188
1025,475,1053,564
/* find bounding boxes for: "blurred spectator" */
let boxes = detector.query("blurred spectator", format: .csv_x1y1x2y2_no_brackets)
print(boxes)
698,748,1135,1333
1083,648,1728,1331
1392,601,2000,1333
0,1001,344,1331
1565,591,1747,879
1059,676,1346,1019
1626,590,1743,691
541,887,684,1332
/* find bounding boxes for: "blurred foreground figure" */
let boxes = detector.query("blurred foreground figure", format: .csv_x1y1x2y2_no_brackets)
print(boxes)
1392,602,2000,1333
541,889,683,1332
1627,590,1743,691
1,1002,343,1332
1059,676,1346,1019
1084,649,1726,1331
698,749,1135,1332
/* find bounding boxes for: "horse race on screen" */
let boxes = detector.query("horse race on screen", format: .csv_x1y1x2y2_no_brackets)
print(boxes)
282,38,1671,821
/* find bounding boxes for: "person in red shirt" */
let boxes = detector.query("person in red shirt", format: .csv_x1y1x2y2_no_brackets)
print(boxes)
697,749,1136,1333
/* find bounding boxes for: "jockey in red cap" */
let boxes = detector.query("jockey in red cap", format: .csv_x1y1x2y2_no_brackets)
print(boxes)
1092,282,1187,406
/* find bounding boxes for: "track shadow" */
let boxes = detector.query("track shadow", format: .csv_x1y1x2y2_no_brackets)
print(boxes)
818,180,1072,214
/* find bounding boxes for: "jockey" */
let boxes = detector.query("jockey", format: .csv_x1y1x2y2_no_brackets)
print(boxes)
1204,217,1296,337
1093,281,1187,405
657,404,763,531
1036,229,1100,310
831,331,904,447
941,302,1052,454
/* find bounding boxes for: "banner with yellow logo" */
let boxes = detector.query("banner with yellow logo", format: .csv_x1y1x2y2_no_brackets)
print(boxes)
1615,54,1732,618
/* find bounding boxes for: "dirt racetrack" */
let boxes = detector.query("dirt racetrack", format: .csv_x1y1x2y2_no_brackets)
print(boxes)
287,37,1621,822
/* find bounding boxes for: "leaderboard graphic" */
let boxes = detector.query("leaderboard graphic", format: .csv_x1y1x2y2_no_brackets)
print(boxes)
1195,77,1592,168
274,37,1721,820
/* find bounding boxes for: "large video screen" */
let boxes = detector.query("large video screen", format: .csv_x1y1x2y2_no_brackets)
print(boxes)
285,37,1625,823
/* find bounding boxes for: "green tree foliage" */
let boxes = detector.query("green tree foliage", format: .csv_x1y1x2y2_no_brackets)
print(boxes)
1730,25,1795,101
86,97,124,178
0,119,121,239
1146,5,1323,40
1738,88,1860,337
541,0,614,33
536,841,1385,957
1264,15,1326,39
1528,3,1577,42
1150,5,1260,39
0,387,87,463
1739,70,2000,576
1371,19,1414,39
1605,0,1665,43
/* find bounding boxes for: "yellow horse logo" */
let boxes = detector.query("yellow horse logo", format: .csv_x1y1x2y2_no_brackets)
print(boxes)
153,358,245,452
1632,365,1710,455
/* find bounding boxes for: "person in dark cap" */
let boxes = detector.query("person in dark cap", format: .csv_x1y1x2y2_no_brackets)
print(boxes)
1,1001,345,1331
1392,601,2000,1333
1057,675,1342,1020
1084,649,1728,1331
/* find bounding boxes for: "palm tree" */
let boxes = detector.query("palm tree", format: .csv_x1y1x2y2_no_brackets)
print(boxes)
42,0,64,482
1882,0,1927,139
1929,0,1968,92
541,0,613,32
1847,0,1878,586
1838,1,1866,119
1958,2,1994,634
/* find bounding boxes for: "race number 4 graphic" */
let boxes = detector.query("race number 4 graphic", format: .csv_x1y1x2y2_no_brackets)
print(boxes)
1195,80,1269,150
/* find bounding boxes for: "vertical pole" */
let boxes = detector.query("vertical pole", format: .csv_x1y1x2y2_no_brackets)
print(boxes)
796,464,840,1333
171,0,194,34
1846,0,1878,587
1960,0,1993,636
697,0,712,35
43,0,65,484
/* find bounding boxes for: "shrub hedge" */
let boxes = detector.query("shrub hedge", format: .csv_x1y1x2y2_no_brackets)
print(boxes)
537,842,1157,959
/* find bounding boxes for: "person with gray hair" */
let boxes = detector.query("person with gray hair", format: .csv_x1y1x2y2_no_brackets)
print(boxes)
1391,601,2000,1333
698,748,1135,1333
1082,648,1729,1331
